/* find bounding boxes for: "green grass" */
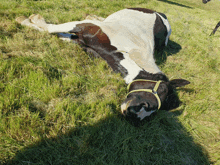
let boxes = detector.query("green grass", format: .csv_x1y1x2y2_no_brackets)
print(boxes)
1,0,220,164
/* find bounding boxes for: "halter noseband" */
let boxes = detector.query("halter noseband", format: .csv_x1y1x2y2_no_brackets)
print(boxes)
127,79,162,109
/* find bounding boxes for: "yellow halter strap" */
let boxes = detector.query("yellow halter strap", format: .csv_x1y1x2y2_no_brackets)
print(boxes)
127,79,162,109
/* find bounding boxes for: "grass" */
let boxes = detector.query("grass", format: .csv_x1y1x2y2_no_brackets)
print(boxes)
0,0,220,164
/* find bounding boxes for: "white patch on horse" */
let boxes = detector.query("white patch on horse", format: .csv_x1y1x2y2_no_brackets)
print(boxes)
103,9,157,53
156,13,172,46
127,48,161,74
120,52,143,84
137,108,156,120
98,9,163,82
47,20,101,33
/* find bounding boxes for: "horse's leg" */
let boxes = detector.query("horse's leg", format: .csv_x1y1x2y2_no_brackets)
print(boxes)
16,14,103,41
16,16,45,31
210,21,220,36
28,14,104,34
16,15,76,41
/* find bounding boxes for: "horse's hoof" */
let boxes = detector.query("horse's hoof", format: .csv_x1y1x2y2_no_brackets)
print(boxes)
15,16,28,24
29,14,44,23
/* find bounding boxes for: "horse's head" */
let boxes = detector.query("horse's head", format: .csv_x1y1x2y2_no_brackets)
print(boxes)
121,79,190,126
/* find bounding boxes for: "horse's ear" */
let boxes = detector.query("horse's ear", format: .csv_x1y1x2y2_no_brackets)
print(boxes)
169,79,190,88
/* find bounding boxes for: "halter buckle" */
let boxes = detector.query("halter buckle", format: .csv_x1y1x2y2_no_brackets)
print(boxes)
152,89,157,94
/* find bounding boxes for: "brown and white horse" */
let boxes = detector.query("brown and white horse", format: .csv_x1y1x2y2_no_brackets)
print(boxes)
16,8,190,126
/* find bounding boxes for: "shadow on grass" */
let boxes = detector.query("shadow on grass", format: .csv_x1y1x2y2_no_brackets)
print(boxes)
3,39,210,164
155,39,182,65
4,110,211,165
157,0,193,9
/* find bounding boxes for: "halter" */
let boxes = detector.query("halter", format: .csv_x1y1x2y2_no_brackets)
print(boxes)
127,79,162,109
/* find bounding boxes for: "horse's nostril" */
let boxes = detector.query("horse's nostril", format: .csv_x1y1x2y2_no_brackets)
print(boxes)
127,108,137,115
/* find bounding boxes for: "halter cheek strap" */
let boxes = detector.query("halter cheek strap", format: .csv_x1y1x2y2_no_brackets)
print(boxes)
127,79,162,109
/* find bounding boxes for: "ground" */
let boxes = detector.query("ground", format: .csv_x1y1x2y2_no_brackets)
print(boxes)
0,0,220,164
